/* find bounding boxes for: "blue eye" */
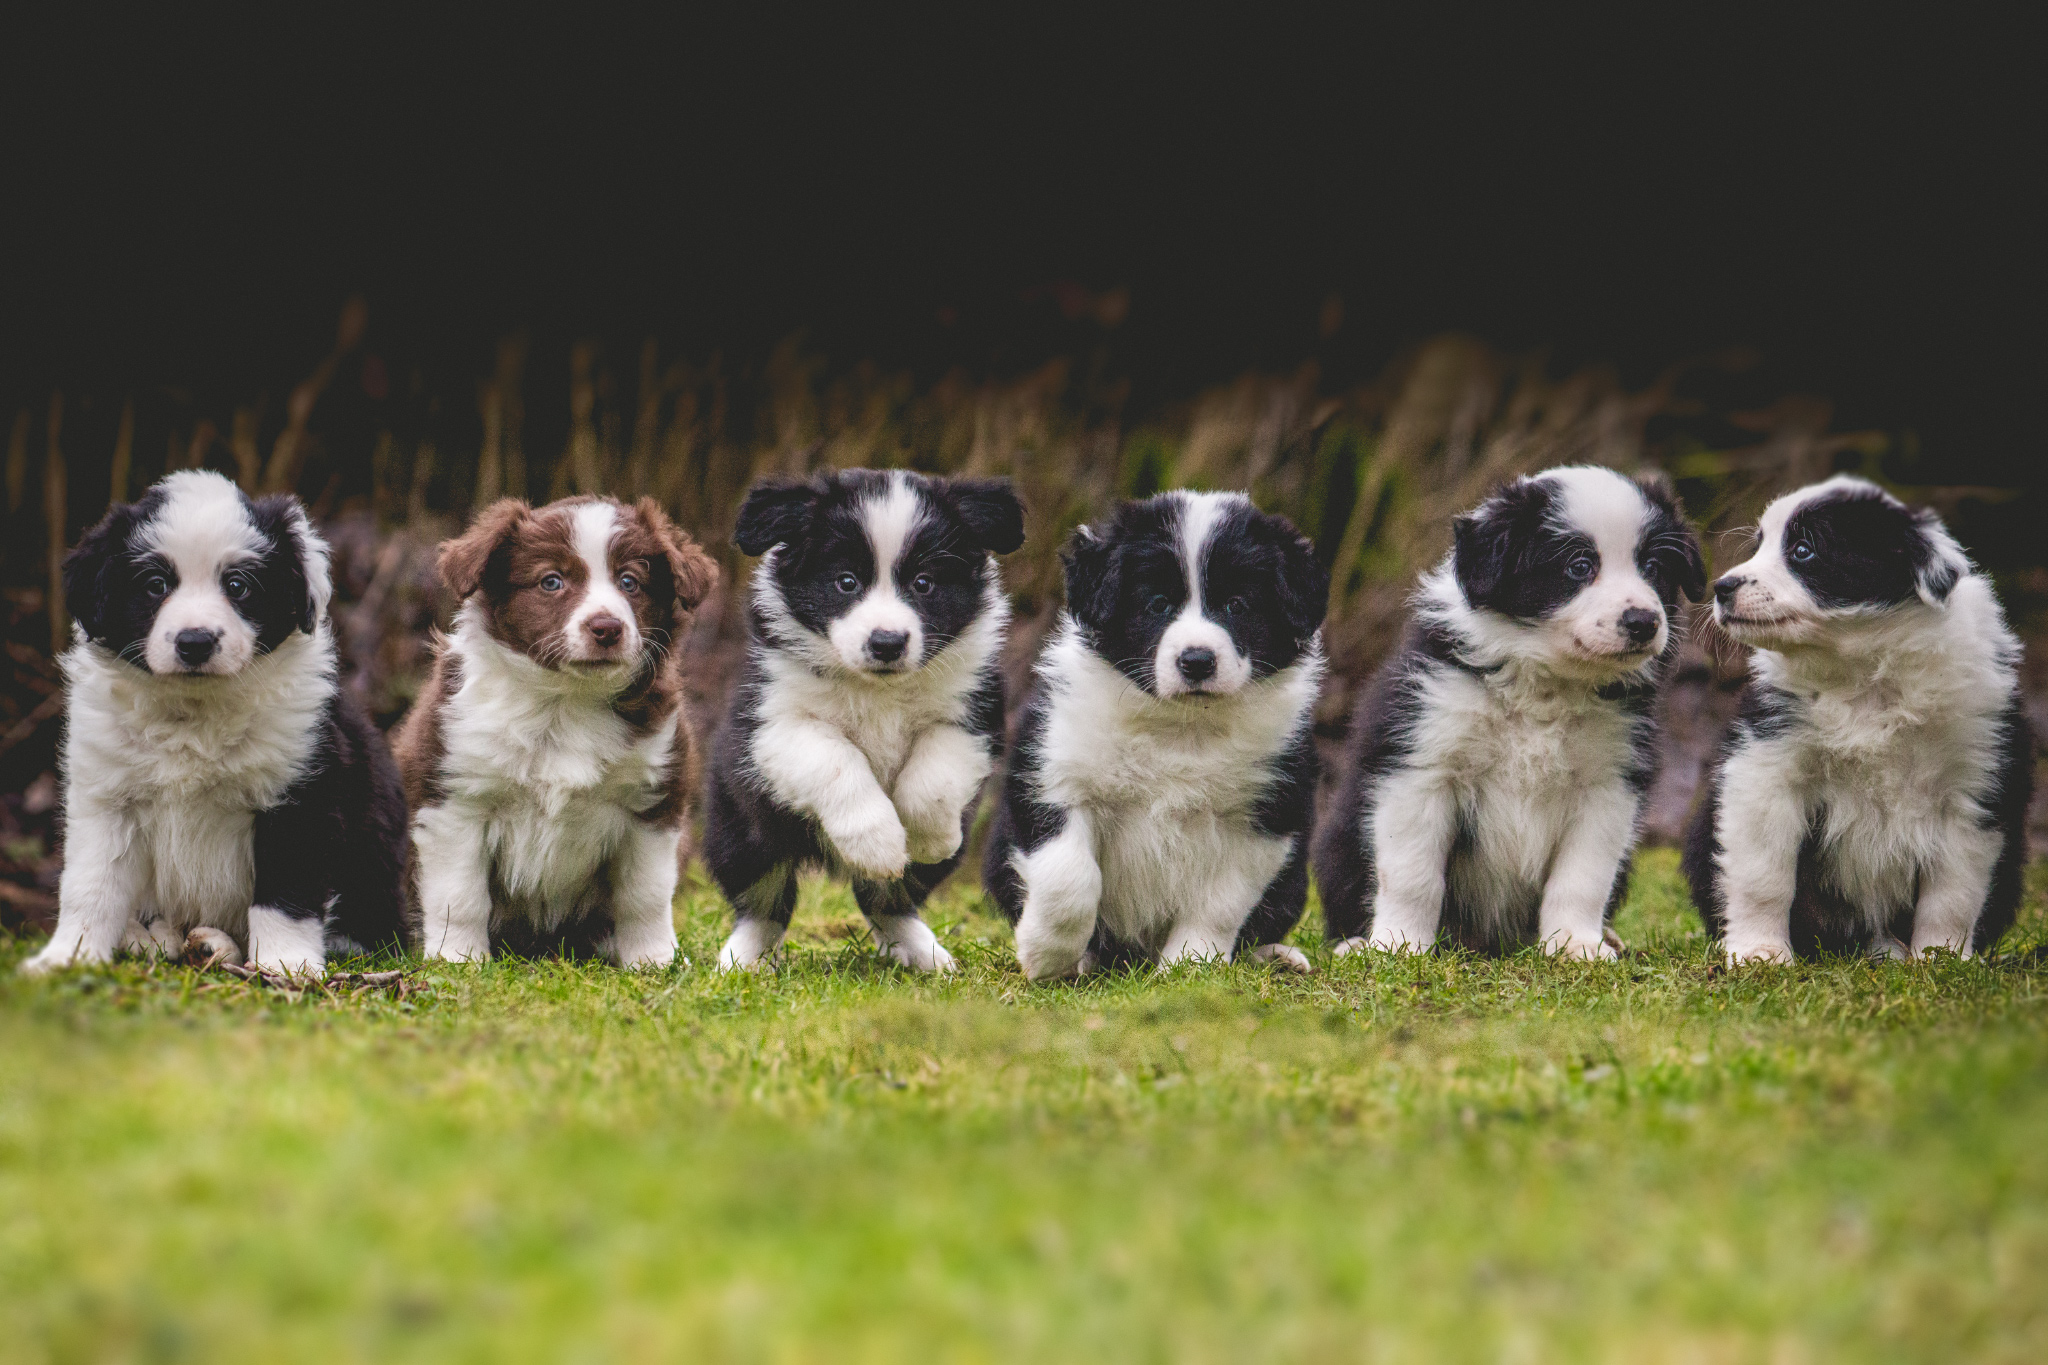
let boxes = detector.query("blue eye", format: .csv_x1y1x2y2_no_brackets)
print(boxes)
1565,554,1597,582
618,573,640,594
540,573,565,593
1789,541,1815,564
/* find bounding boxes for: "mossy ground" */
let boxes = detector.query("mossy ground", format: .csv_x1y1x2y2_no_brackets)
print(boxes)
3,850,2046,1362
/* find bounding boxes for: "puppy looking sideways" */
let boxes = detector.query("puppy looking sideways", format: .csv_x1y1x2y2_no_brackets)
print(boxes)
395,495,717,965
984,491,1329,980
1314,466,1706,958
1684,476,2031,962
704,469,1024,973
25,470,408,977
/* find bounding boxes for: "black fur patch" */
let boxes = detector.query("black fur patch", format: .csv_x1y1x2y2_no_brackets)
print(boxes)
1781,487,1952,609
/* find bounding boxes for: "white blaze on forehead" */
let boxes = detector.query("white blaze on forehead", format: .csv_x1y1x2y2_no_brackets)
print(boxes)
1542,466,1648,569
828,473,929,671
1154,491,1255,697
1532,465,1666,666
561,500,639,660
135,471,265,675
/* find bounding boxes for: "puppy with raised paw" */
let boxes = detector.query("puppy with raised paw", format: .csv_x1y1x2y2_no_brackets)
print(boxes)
985,491,1328,980
1314,466,1706,959
705,469,1024,972
395,495,717,966
1684,476,2030,963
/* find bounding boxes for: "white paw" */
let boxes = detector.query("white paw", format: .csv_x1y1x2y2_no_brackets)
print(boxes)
1545,934,1618,962
1244,943,1314,975
1330,936,1370,958
1725,939,1794,965
19,940,96,976
717,922,786,973
902,813,965,866
612,934,678,970
826,802,909,880
1869,935,1912,962
1017,940,1086,983
183,927,245,969
1365,927,1431,954
882,937,957,973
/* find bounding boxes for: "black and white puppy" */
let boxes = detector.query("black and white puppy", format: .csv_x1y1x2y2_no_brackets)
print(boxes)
705,469,1024,972
1314,466,1706,957
22,470,408,976
984,491,1328,980
1683,475,2031,962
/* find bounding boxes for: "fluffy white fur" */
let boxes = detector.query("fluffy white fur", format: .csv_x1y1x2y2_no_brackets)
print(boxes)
1711,478,2013,962
1011,618,1322,978
414,599,684,967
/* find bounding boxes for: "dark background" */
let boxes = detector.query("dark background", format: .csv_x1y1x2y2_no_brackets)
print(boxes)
2,7,2039,476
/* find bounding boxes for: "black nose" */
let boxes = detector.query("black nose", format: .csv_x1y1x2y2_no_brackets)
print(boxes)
1619,607,1662,646
868,629,909,663
1713,575,1744,606
1178,646,1218,683
174,629,218,667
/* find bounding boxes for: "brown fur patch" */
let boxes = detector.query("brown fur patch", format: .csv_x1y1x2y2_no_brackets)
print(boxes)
391,642,460,814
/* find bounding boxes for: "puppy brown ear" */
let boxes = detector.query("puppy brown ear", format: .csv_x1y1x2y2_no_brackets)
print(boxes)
635,497,720,623
438,499,531,602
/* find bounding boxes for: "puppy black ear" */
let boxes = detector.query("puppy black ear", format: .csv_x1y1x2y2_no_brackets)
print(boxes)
249,493,333,633
1261,511,1329,643
62,503,141,644
1060,524,1117,632
1633,477,1708,603
732,480,819,557
1452,505,1513,609
1911,507,1967,606
946,478,1026,555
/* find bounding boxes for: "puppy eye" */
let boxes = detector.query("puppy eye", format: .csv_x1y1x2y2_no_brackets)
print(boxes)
1789,541,1816,564
911,572,935,595
1223,596,1248,617
143,574,171,599
1146,593,1174,615
540,573,566,592
618,572,640,594
1565,554,1597,582
836,572,862,594
222,573,252,601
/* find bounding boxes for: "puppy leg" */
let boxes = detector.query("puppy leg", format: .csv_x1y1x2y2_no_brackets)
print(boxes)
1159,851,1281,970
608,821,683,969
1536,785,1637,960
1012,808,1101,982
891,723,992,865
1910,820,2002,959
412,803,495,963
717,864,797,972
752,719,908,880
184,926,245,968
1713,743,1805,964
248,906,326,977
21,805,149,975
1335,770,1454,955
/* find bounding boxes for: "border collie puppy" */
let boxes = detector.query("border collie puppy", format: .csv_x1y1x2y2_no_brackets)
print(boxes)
705,469,1024,973
394,495,718,965
984,491,1328,980
22,470,407,977
1683,476,2030,962
1314,466,1706,958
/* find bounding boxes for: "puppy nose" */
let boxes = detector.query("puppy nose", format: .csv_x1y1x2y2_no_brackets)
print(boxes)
1619,607,1662,646
585,614,625,649
1712,575,1744,606
174,629,218,667
867,629,909,663
1178,646,1218,683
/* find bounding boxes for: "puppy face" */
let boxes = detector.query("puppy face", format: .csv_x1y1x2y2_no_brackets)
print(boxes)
1710,475,1967,648
735,470,1024,676
1453,466,1706,679
441,496,717,675
1064,491,1328,699
63,470,331,677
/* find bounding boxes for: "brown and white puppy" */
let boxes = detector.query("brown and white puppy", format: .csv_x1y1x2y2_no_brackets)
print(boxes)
393,495,717,965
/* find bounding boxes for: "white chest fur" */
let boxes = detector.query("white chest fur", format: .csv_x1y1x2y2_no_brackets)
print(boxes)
1033,627,1318,946
439,620,679,927
62,631,332,933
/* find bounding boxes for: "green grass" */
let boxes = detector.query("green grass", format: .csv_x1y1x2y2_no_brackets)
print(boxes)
3,851,2047,1363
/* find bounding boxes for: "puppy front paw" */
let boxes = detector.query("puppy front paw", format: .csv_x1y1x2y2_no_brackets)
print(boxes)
882,937,958,973
1725,938,1793,965
183,927,245,969
825,802,909,881
1544,933,1617,962
19,938,105,976
1244,943,1314,975
902,810,965,866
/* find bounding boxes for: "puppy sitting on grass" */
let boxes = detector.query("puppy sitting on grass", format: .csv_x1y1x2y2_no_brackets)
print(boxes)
394,494,717,966
704,469,1024,973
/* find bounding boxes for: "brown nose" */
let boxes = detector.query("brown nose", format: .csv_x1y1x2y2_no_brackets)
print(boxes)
585,614,625,649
